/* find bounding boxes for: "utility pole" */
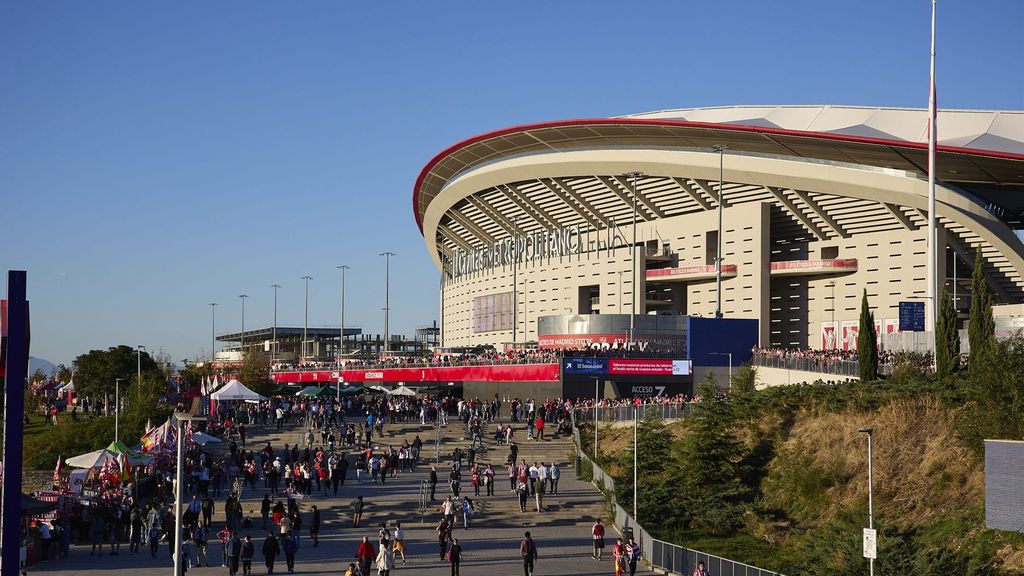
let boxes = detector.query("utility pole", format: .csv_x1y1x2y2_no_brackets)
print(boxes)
271,284,280,364
712,144,729,319
302,276,313,361
381,252,396,354
624,172,644,345
337,266,349,362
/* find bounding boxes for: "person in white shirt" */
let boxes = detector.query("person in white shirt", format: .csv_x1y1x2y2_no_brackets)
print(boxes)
548,463,560,494
528,464,539,496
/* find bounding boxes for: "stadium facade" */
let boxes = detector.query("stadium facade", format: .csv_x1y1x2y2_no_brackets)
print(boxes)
415,106,1024,351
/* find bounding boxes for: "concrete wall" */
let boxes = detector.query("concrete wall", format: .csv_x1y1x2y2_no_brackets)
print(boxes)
754,366,858,388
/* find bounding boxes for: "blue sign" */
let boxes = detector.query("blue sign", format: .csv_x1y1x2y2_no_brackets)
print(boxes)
563,358,608,375
899,301,926,332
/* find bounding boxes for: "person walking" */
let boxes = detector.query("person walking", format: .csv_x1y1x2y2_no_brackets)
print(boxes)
462,497,475,529
520,531,538,576
193,522,210,567
281,533,298,574
436,517,451,561
392,521,407,566
591,518,605,560
375,539,395,576
429,466,438,501
240,535,255,576
693,560,708,576
549,462,560,495
227,531,242,576
351,495,365,528
355,536,376,576
448,537,463,576
260,495,272,531
612,537,626,576
262,532,280,575
625,536,641,576
309,505,321,547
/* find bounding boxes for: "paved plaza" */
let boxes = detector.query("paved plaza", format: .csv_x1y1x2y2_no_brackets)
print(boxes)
24,415,652,576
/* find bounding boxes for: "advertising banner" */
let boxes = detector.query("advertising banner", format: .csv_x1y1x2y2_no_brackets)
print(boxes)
273,363,561,384
608,358,691,376
563,358,608,375
821,321,837,350
539,333,686,352
842,320,860,351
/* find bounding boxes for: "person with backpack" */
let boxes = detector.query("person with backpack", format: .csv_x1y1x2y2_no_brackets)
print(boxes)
520,531,538,576
240,534,255,576
281,533,298,574
262,532,280,574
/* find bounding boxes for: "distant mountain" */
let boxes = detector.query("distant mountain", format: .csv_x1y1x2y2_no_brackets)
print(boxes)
29,357,57,378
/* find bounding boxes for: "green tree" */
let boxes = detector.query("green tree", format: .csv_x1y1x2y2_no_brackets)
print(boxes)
935,285,960,378
679,376,750,533
857,289,878,382
73,345,162,402
56,364,73,383
959,335,1024,454
968,250,995,364
237,350,275,397
730,365,758,397
615,412,680,526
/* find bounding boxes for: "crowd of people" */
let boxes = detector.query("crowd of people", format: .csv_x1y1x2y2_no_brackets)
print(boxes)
751,345,938,373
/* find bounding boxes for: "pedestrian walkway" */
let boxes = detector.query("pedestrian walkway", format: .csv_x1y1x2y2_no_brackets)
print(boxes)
27,415,654,575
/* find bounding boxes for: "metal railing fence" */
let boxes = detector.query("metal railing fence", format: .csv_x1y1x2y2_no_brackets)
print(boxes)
573,416,783,576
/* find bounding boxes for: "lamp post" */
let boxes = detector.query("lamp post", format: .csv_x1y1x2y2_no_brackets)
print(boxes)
711,144,729,319
512,216,519,344
593,377,600,459
209,303,217,362
271,284,280,364
239,294,248,355
115,378,123,444
950,247,958,311
633,404,638,521
381,252,396,354
625,172,644,345
173,412,202,576
926,0,938,334
710,352,733,389
859,427,876,576
828,282,837,350
337,266,349,362
302,276,313,361
136,345,146,402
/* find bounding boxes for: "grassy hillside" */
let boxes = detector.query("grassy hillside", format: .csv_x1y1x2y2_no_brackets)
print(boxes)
584,337,1024,575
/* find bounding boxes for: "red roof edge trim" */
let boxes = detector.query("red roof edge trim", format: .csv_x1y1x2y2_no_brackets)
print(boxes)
413,117,1024,234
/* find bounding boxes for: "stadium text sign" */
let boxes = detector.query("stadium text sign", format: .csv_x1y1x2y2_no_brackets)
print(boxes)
446,218,634,279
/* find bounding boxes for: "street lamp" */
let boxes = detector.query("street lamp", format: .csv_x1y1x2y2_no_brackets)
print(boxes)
381,252,396,354
593,377,600,459
827,282,837,349
337,266,349,362
633,404,638,521
239,294,248,354
271,284,280,364
512,216,520,344
136,345,146,402
302,276,313,361
115,378,124,444
209,303,217,362
624,172,644,345
710,352,733,389
173,412,203,576
711,144,729,319
858,427,876,576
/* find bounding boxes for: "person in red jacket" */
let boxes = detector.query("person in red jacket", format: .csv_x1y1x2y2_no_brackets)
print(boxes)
355,536,376,576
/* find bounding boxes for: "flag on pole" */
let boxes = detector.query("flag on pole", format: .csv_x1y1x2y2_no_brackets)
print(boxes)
53,454,62,487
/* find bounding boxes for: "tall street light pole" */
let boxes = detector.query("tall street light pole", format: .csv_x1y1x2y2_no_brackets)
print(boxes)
512,216,519,344
115,378,123,444
593,377,600,460
136,345,146,402
239,295,248,356
859,427,876,576
710,352,733,389
712,144,729,319
381,252,396,354
302,276,313,361
173,413,201,576
337,266,349,362
624,172,644,345
209,303,217,362
271,284,280,364
926,0,938,335
828,282,837,350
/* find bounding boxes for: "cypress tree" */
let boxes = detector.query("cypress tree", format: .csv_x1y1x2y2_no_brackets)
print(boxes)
857,289,878,381
968,250,995,364
935,284,960,378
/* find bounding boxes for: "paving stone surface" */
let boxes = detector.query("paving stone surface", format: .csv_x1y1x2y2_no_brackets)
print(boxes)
24,414,653,576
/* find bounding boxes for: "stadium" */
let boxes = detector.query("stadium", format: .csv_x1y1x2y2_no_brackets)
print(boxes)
416,105,1024,356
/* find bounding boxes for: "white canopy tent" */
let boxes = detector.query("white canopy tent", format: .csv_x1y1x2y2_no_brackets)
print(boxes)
57,381,75,393
389,385,418,397
210,379,266,401
66,449,118,469
368,385,390,394
193,431,223,445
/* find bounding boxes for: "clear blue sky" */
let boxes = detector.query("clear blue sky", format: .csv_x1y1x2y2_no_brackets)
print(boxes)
2,1,1022,367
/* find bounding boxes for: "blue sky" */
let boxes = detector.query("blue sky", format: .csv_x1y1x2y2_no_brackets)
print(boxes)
2,1,1022,367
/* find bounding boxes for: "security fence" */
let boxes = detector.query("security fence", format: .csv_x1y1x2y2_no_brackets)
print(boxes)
574,419,783,576
576,402,700,424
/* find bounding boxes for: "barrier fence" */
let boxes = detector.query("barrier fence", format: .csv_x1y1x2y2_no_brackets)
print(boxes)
573,415,783,576
750,354,895,378
576,403,701,425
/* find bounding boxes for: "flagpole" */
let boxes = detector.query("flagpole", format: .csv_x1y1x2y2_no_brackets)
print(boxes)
927,0,938,336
